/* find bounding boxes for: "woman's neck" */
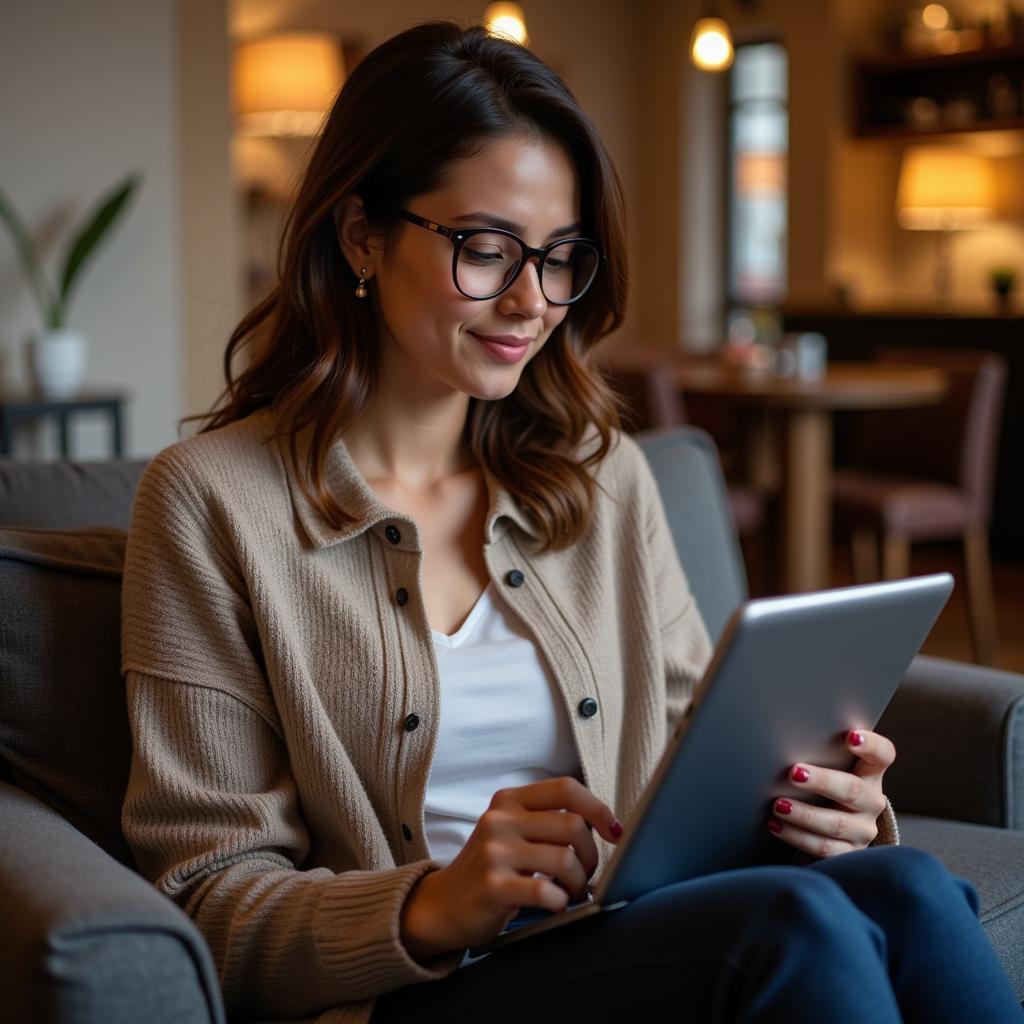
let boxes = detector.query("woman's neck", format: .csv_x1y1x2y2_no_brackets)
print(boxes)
343,388,475,493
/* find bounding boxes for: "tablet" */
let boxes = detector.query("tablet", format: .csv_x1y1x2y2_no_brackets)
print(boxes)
467,572,953,958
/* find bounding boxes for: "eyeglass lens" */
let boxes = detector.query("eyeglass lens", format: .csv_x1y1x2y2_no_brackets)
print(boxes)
456,234,599,303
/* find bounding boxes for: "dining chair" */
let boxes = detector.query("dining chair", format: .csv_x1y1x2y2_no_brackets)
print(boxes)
600,363,766,539
832,348,1007,665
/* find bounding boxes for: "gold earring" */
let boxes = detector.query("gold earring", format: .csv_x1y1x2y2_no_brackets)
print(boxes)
355,268,368,298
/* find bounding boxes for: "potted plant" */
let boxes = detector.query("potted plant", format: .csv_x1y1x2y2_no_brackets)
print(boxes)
0,173,140,398
989,266,1017,313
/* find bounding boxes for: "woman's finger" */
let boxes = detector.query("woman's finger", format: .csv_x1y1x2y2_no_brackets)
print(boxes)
846,729,897,778
770,796,878,848
787,762,888,817
489,776,622,844
766,815,862,858
513,809,601,879
507,839,590,904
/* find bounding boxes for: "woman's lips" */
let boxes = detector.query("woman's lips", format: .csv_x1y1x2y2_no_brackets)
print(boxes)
469,331,534,364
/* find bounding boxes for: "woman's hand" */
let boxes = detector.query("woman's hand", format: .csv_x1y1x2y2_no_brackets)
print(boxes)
766,729,896,858
399,776,623,962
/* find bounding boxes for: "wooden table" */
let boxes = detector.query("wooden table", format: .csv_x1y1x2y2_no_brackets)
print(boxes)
679,361,948,592
602,353,948,593
0,392,126,457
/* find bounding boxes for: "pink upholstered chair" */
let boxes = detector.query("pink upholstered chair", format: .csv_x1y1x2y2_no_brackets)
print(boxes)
832,348,1006,665
601,364,766,538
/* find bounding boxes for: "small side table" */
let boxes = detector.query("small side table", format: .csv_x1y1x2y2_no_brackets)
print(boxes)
0,392,126,458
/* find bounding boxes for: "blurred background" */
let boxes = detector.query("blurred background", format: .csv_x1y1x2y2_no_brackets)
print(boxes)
1,0,1021,664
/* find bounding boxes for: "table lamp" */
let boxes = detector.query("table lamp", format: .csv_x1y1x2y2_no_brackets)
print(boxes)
234,33,345,137
896,146,996,302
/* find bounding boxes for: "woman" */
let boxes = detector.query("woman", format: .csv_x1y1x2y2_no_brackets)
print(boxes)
120,21,1021,1024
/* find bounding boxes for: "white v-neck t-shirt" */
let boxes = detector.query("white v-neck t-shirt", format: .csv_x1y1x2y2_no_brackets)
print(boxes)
424,581,583,869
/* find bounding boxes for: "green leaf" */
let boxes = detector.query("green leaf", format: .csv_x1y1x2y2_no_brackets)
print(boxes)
57,172,141,320
0,184,59,325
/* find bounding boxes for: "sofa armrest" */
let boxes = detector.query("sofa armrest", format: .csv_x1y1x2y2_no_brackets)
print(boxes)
877,655,1024,830
0,782,225,1024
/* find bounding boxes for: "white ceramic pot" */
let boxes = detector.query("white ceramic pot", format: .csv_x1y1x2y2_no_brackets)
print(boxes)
26,329,88,399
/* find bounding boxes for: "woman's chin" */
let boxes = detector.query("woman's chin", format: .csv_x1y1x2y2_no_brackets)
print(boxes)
464,374,525,402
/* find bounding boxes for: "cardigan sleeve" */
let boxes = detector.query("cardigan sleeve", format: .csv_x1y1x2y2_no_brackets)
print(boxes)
120,451,464,1020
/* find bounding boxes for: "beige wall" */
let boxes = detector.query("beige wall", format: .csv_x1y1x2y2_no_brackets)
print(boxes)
179,0,245,426
0,0,185,458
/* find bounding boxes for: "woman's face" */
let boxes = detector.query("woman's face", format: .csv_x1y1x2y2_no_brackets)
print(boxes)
366,134,581,403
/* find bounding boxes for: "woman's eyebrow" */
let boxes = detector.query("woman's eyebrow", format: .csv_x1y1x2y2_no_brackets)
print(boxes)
451,211,583,239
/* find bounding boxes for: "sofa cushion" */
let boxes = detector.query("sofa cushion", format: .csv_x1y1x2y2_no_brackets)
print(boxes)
0,526,133,864
900,814,1024,1000
0,457,148,529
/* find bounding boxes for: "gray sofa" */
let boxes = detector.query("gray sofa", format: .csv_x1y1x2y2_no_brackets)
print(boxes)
1,431,1022,1022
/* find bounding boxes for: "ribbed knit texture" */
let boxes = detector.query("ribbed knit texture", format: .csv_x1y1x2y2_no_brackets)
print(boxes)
120,408,897,1023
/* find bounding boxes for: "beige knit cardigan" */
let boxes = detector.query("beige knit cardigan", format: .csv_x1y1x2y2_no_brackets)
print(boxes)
120,408,898,1023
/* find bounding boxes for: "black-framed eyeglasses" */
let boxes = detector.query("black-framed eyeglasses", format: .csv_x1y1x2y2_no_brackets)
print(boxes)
395,209,602,305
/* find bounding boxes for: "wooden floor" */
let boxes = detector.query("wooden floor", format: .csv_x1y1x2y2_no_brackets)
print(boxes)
831,542,1023,673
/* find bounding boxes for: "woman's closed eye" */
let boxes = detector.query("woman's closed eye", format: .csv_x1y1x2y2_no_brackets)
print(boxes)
461,247,508,265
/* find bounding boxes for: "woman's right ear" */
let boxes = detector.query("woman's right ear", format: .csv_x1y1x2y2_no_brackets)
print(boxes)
334,195,376,277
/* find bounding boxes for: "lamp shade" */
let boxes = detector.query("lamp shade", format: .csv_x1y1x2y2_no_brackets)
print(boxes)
234,33,345,137
896,147,996,230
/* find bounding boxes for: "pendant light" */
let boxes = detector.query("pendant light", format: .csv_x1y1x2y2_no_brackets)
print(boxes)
484,3,529,45
690,6,734,72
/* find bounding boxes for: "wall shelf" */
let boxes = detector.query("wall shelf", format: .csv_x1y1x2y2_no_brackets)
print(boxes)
851,42,1024,138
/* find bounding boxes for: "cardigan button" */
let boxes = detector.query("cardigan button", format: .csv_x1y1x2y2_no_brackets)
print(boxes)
396,587,409,606
385,524,401,545
579,697,598,718
404,713,420,732
506,569,525,587
401,823,413,841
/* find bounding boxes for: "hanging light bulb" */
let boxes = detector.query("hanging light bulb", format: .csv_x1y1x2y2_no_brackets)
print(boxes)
484,2,529,45
691,16,734,72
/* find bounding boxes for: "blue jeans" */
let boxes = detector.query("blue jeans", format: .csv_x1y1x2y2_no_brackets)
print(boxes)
370,846,1022,1023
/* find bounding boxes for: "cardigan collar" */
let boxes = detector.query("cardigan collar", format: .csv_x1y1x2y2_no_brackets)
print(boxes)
268,410,540,551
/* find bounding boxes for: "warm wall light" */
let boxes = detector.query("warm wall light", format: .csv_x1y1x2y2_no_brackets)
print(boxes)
235,33,345,137
896,146,996,299
484,2,528,45
691,17,734,72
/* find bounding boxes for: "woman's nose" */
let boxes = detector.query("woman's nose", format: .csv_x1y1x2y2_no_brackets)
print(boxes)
498,257,547,318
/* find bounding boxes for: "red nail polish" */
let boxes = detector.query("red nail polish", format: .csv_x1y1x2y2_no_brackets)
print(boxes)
849,730,864,747
611,819,623,838
767,819,783,833
775,799,793,815
792,766,810,783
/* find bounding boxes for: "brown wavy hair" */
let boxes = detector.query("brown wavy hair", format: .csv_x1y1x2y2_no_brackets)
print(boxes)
183,21,628,551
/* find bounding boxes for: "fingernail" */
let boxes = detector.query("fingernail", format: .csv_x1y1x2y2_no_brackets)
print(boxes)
767,819,783,834
792,766,810,783
610,819,623,839
849,730,864,747
775,799,793,815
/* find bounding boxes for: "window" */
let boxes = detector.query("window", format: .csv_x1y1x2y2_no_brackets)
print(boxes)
727,41,788,305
